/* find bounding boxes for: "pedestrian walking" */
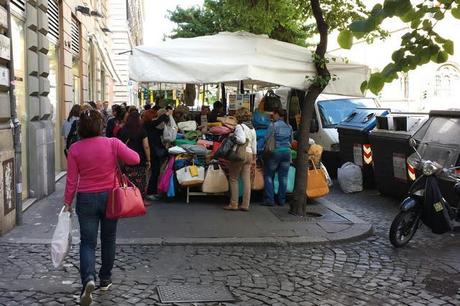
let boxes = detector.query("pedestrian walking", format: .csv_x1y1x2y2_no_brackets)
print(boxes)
62,104,81,143
106,105,126,138
144,108,170,200
225,108,257,211
262,108,293,207
117,111,151,200
63,109,140,306
65,103,93,156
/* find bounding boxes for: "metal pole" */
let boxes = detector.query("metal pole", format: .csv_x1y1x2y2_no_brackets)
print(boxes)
7,0,23,225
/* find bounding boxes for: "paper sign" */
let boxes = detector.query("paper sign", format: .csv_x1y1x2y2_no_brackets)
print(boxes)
393,153,407,181
353,144,363,167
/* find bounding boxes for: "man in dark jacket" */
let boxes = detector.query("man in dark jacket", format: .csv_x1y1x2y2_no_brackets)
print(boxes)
208,101,224,123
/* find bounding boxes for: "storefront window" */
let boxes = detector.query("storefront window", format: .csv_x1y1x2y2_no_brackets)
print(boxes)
48,44,60,174
11,16,28,200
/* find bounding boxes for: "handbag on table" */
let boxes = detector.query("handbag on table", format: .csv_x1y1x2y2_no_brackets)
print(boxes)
202,163,229,193
106,142,146,220
176,161,205,187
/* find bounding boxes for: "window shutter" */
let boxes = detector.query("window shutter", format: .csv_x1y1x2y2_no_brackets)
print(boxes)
11,0,26,12
71,17,80,57
47,0,60,43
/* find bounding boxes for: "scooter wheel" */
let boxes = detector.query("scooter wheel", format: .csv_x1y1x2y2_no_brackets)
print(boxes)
389,211,419,247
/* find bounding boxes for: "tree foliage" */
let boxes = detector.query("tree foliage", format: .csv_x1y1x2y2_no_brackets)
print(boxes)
168,0,378,46
339,0,460,95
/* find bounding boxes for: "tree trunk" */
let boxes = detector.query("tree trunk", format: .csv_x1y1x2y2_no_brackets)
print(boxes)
290,0,330,216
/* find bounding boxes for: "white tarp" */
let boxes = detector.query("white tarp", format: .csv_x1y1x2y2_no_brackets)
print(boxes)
130,32,369,96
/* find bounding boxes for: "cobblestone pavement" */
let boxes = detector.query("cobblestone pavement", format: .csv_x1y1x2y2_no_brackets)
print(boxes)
0,186,459,306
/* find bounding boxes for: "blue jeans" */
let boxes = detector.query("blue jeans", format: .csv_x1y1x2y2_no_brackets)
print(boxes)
76,192,117,285
264,151,291,205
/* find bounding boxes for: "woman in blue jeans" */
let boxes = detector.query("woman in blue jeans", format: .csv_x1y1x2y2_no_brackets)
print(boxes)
64,109,139,306
262,109,293,206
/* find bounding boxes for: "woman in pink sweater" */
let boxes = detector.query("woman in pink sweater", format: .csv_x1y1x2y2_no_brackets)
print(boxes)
63,109,139,306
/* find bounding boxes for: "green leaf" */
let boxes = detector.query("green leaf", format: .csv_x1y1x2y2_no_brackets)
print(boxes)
360,81,368,94
433,10,444,20
452,7,460,19
431,51,449,64
338,30,353,49
391,49,405,62
368,73,385,95
443,40,454,55
349,20,372,33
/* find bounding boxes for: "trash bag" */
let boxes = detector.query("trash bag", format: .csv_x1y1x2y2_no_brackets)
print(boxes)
51,207,72,268
337,162,363,193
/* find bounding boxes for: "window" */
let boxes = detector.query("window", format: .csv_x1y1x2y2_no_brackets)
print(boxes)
434,64,460,97
317,98,377,128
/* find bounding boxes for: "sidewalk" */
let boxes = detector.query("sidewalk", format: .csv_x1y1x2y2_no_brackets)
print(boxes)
0,178,372,245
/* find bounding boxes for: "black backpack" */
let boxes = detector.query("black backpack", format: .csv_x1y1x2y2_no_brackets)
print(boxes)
65,120,80,155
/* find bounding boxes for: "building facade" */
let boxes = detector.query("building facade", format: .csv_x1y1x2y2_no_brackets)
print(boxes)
328,16,460,112
109,0,143,106
0,0,132,235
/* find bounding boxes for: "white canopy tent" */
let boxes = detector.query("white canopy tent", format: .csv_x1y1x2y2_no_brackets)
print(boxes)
129,32,369,97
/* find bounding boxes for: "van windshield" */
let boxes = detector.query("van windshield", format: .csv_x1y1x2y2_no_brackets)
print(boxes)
318,98,377,128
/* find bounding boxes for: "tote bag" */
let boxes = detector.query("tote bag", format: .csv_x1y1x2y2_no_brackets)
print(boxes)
251,164,264,191
306,159,329,199
202,163,229,193
274,166,296,194
176,164,205,186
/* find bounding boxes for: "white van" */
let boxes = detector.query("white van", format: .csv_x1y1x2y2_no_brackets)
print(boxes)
275,88,379,177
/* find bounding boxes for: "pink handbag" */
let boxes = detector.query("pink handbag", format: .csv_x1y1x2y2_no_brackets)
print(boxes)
106,169,146,220
197,139,213,148
106,142,146,220
157,156,175,193
209,126,231,135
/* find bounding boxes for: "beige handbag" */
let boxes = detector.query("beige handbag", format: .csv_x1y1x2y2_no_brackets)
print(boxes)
251,165,264,191
202,163,229,193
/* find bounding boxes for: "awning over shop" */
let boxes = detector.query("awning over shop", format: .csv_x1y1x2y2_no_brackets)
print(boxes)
129,32,369,96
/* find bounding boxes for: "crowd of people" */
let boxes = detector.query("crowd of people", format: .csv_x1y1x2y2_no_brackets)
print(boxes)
62,100,294,306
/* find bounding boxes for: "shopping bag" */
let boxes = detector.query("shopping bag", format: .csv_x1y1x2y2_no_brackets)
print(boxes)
274,166,296,194
251,164,264,191
158,157,175,193
306,160,329,199
176,165,205,186
167,175,175,198
202,163,229,193
51,207,72,268
163,125,177,143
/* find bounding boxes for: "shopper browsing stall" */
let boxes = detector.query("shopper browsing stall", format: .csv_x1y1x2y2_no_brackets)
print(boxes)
225,108,257,212
144,108,170,201
263,109,293,207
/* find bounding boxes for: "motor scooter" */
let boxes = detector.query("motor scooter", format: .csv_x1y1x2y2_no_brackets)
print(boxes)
389,139,460,247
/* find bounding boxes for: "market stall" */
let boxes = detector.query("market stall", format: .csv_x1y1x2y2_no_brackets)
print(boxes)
129,32,370,202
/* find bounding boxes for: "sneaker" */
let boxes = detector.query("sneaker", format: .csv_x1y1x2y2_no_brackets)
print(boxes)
260,202,274,207
145,194,161,201
80,280,95,306
99,279,112,291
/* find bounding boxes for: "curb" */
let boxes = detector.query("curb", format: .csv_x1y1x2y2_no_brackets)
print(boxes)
0,223,373,246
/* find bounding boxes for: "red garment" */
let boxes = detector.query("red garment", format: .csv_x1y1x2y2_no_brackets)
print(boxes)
64,137,140,205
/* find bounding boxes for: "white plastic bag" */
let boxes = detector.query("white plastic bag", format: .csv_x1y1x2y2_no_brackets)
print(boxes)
163,115,178,142
320,162,333,187
337,162,363,193
51,207,72,268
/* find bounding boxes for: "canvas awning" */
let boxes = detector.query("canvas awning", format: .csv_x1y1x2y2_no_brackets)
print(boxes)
129,31,369,96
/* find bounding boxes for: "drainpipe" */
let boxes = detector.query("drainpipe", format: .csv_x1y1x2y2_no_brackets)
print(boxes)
7,0,23,225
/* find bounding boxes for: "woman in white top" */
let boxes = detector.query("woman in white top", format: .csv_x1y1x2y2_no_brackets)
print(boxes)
224,108,257,211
